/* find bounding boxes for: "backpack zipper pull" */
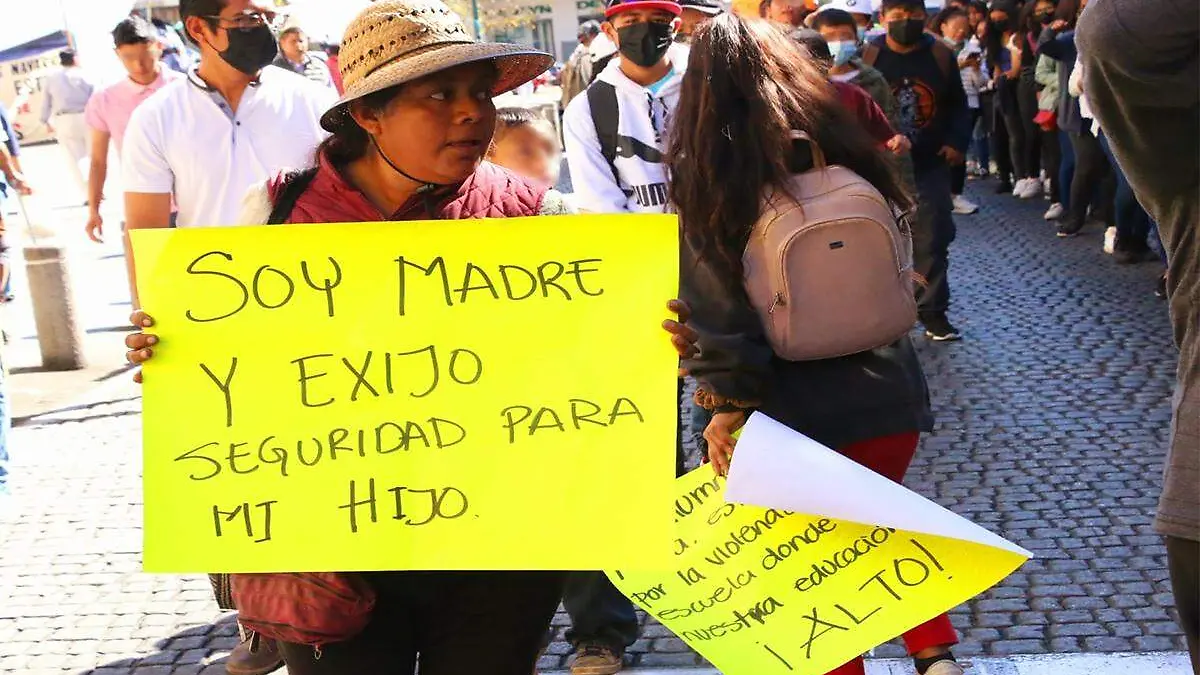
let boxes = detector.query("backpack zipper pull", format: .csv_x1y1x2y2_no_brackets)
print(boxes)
768,292,785,315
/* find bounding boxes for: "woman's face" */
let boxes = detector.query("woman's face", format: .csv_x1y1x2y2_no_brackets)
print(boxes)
360,62,499,185
941,15,970,43
1034,0,1055,20
989,10,1011,27
967,6,984,28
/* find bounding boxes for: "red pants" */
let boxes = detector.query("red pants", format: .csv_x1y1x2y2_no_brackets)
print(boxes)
823,432,958,675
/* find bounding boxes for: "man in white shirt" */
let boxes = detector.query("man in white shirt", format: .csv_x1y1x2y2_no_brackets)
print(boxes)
121,0,334,299
119,1,334,672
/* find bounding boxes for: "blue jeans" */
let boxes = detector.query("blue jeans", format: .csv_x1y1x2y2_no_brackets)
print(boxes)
913,162,957,316
1058,129,1075,213
1098,131,1159,255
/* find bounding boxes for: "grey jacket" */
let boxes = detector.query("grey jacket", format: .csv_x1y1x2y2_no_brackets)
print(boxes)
1078,0,1199,542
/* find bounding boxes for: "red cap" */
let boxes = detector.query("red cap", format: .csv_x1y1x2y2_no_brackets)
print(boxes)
604,0,684,18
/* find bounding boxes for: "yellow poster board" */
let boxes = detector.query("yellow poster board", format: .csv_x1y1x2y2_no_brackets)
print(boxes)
608,468,1029,675
132,215,678,573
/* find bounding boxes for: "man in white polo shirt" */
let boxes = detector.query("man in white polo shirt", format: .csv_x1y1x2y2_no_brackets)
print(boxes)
119,2,333,674
121,0,334,303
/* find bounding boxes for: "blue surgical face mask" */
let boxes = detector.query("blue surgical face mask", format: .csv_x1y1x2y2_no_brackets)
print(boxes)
856,25,868,41
827,40,858,67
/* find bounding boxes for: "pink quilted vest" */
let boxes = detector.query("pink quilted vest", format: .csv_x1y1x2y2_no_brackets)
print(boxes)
272,155,547,225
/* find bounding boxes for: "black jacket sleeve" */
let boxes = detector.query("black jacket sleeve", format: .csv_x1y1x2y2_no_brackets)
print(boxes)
679,235,774,409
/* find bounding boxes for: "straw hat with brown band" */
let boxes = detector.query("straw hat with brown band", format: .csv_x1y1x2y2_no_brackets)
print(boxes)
320,0,555,132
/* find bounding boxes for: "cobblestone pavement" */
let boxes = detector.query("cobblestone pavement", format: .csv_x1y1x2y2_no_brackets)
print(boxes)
0,182,1187,674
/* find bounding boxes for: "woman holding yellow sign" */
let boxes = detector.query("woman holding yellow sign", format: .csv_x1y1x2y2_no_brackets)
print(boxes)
672,14,963,675
123,0,699,672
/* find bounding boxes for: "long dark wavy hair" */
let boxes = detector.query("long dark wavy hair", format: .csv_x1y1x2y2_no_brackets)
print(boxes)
668,14,912,287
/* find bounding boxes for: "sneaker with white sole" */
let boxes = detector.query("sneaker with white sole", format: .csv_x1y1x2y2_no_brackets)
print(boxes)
1011,178,1029,196
925,661,966,675
952,195,979,215
1043,203,1064,220
1018,179,1042,199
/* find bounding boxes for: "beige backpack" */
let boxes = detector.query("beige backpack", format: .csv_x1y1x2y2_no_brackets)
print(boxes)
742,132,917,361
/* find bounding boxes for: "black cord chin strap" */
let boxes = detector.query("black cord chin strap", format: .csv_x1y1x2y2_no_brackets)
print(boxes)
372,136,443,194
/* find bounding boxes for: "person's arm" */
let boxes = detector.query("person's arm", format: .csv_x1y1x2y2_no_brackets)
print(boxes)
86,129,112,242
121,107,175,307
680,234,773,423
40,78,54,127
562,94,628,213
1037,25,1074,61
857,87,898,145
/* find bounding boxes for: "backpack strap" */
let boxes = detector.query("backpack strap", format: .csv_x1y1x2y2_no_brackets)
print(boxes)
267,167,319,225
586,81,621,186
861,42,881,68
930,40,955,82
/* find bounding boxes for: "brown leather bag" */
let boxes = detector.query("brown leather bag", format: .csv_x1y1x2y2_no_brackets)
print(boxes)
231,573,376,650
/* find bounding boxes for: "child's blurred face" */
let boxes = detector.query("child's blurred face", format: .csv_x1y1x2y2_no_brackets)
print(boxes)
818,23,857,43
941,14,969,42
489,124,560,186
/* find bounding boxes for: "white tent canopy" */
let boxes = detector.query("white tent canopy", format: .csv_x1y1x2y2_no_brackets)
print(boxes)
1,0,135,80
278,0,377,45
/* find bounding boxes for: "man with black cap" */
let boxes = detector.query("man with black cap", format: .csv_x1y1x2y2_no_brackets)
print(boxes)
562,3,687,671
120,2,334,674
862,0,972,343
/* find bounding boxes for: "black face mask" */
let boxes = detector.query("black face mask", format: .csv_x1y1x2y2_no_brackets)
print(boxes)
616,21,674,68
991,18,1012,32
214,24,278,75
1036,12,1054,24
887,18,925,47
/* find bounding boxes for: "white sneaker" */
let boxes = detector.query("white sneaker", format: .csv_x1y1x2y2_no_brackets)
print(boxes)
952,194,979,215
1011,178,1028,196
1043,203,1064,220
1018,179,1043,199
1104,225,1117,254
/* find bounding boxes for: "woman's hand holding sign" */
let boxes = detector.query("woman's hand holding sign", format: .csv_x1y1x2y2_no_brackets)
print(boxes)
126,310,157,383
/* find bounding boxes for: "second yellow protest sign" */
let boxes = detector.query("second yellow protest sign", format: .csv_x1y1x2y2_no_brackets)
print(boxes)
133,215,678,573
608,468,1029,675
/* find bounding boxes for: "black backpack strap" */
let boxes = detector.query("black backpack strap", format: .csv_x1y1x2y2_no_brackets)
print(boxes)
586,81,621,186
267,167,319,225
861,42,881,68
930,40,955,82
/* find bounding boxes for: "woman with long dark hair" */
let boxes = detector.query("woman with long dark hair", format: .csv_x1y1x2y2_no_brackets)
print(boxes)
1011,0,1058,200
673,13,962,675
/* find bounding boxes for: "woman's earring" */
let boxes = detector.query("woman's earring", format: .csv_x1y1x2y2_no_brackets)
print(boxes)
722,124,733,141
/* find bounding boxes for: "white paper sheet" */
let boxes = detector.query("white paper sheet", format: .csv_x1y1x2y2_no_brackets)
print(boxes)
725,413,1031,556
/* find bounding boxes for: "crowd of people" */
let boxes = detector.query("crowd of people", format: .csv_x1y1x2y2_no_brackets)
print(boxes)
0,0,1192,673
